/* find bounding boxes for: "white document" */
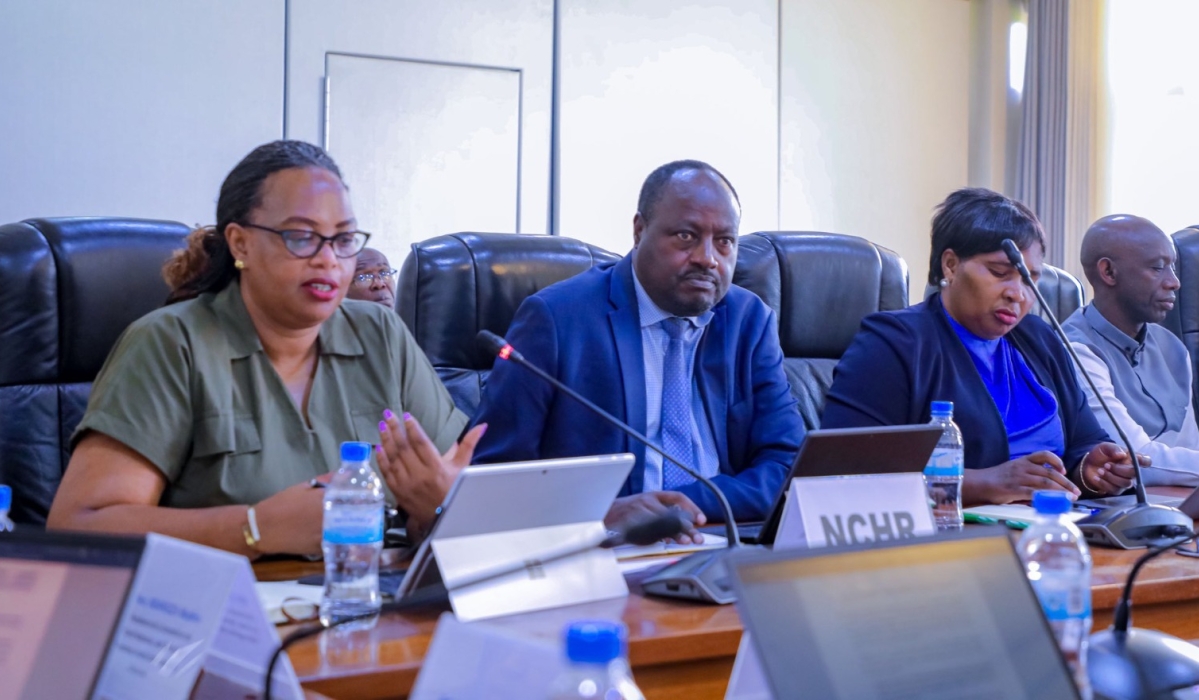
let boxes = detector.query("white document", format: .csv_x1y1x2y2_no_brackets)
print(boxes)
614,533,727,560
774,473,936,549
91,534,302,700
965,504,1086,526
410,613,564,700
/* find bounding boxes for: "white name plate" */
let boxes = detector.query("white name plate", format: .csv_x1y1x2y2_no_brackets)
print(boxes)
410,613,564,699
774,473,936,549
92,533,302,700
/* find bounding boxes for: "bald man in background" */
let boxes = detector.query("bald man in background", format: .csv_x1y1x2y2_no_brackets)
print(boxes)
347,248,398,308
1062,215,1199,485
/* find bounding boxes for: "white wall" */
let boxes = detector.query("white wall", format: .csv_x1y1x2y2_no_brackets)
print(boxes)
0,0,980,294
779,0,973,298
557,0,779,256
0,0,285,226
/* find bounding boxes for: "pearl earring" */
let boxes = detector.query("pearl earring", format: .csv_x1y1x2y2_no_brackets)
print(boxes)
939,278,949,288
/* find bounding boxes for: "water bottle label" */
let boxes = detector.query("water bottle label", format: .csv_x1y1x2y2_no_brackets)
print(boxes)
1031,575,1092,621
323,504,384,545
924,448,964,477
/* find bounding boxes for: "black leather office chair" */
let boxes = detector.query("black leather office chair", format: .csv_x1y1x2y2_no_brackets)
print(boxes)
0,218,188,524
397,233,621,416
922,263,1086,322
733,231,909,430
1167,226,1199,416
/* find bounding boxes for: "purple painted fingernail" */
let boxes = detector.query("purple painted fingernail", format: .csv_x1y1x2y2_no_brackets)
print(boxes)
383,409,394,420
403,412,412,421
378,421,387,432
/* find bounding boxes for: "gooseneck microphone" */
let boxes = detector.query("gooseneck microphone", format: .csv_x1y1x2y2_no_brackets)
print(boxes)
475,330,740,549
999,239,1192,549
477,330,744,605
262,510,690,700
1088,532,1199,699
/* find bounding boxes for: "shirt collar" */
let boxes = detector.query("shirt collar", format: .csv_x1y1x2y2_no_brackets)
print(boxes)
631,266,714,330
942,305,1002,356
210,279,365,359
1083,303,1145,363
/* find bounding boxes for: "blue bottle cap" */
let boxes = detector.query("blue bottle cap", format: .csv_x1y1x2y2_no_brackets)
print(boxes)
930,400,954,416
0,485,9,511
1032,490,1071,515
564,620,624,664
340,441,372,462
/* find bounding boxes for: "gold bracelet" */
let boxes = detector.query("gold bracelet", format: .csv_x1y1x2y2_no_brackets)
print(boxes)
242,505,262,551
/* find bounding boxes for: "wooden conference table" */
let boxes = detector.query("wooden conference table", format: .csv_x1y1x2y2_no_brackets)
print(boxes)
258,486,1199,700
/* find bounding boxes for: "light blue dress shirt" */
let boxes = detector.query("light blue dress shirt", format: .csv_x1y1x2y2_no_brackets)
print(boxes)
631,270,720,491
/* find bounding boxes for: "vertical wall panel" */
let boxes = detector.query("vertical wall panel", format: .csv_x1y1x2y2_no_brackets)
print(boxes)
557,1,779,256
0,0,284,226
780,0,972,299
287,0,553,263
325,55,522,266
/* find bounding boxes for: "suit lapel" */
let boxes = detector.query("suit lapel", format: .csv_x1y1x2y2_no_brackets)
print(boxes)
931,295,1010,460
697,303,729,471
610,257,647,492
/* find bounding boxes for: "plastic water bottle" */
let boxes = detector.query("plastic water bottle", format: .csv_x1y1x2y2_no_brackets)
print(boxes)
320,441,384,627
0,486,13,532
1019,490,1093,699
924,400,964,530
549,621,645,700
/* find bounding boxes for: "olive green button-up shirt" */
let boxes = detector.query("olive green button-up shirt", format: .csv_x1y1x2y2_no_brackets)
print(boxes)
73,280,468,508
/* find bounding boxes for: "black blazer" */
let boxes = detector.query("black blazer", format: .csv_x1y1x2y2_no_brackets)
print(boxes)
821,294,1109,476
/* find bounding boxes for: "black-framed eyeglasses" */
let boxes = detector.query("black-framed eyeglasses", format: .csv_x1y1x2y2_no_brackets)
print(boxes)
352,269,398,287
240,223,371,259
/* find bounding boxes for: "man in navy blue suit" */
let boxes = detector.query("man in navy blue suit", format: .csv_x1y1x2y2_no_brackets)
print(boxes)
471,160,803,537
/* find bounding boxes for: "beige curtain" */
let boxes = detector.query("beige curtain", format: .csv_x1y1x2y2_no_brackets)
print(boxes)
1015,0,1109,286
1063,0,1108,285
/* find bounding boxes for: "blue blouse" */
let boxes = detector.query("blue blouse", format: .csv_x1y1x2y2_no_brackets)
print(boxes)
945,312,1066,459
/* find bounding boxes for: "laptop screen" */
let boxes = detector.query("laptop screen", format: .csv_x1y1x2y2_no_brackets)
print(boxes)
729,530,1079,700
0,531,143,700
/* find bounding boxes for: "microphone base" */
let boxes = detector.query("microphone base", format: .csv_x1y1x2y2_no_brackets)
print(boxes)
1077,503,1194,550
1090,627,1199,700
642,548,746,605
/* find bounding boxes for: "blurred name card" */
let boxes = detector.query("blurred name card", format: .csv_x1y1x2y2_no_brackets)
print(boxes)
92,533,302,700
774,473,935,549
410,613,563,699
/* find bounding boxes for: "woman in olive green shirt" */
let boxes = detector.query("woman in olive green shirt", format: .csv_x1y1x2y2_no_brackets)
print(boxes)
47,140,482,557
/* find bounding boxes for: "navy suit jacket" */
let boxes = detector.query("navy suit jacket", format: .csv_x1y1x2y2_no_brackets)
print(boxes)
471,255,804,521
821,294,1109,477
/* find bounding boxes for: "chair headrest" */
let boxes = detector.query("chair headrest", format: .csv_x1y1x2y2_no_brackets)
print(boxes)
0,222,58,385
23,218,190,382
734,231,909,358
398,232,621,369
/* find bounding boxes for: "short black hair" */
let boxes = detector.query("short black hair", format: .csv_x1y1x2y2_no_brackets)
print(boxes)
636,159,740,223
928,187,1045,285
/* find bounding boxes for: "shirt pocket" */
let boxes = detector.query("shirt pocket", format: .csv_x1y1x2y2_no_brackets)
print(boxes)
351,410,384,447
193,413,263,458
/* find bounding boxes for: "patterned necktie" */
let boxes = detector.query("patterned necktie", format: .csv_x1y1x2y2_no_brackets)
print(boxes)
660,317,696,489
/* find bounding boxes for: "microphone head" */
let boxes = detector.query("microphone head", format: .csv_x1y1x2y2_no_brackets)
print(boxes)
1000,239,1026,268
475,330,509,357
999,238,1033,283
617,510,693,547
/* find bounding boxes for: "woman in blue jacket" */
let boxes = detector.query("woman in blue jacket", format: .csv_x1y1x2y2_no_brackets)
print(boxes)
822,188,1137,506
